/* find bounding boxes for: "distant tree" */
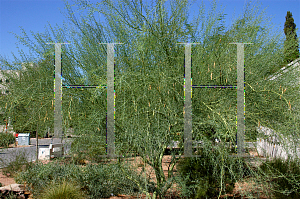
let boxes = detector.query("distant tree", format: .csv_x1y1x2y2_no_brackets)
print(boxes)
0,50,60,137
2,58,54,137
283,11,300,64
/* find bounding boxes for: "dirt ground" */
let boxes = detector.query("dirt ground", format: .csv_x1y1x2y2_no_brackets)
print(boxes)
0,170,16,186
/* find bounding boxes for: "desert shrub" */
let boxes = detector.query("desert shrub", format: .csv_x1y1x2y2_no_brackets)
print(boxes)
39,180,86,199
15,160,142,198
78,162,143,198
0,133,15,148
15,161,82,196
177,145,252,198
259,157,300,198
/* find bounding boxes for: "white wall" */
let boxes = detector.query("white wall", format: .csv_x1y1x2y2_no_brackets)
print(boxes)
256,125,300,160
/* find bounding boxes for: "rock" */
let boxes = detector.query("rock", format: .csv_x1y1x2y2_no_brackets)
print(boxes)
0,183,25,192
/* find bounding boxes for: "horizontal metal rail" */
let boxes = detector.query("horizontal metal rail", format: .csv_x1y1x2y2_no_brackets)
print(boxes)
62,85,107,88
192,85,237,88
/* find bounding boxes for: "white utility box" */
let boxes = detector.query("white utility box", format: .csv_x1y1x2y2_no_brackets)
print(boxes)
38,143,64,160
39,148,51,160
18,133,30,145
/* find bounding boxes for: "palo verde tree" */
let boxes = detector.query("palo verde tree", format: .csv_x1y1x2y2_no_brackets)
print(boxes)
0,0,300,198
61,0,299,197
284,11,300,65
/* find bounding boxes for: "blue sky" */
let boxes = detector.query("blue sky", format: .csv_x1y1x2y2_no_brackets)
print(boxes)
0,0,299,65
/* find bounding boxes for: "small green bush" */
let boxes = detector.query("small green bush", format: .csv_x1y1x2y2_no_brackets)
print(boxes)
15,161,82,196
79,163,142,198
259,158,300,199
39,180,86,199
177,146,252,198
0,133,15,148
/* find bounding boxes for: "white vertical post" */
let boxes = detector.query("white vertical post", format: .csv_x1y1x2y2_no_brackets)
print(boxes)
47,43,69,144
100,43,123,157
177,43,200,157
230,43,252,156
54,43,62,142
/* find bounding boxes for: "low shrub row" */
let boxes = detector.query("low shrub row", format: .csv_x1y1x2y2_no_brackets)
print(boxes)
15,160,146,198
13,146,300,198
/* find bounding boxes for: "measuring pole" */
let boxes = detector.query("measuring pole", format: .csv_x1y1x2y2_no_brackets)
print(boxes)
99,43,123,157
177,43,200,157
230,43,252,156
47,43,69,144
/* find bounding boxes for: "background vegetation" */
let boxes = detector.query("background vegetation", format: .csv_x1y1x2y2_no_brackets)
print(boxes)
0,132,15,148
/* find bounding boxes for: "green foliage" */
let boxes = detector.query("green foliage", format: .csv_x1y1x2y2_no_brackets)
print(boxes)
77,162,141,198
70,132,106,163
177,146,252,198
15,161,80,196
15,161,142,198
0,115,6,125
0,58,54,137
1,191,18,199
259,158,300,198
0,133,15,148
39,180,86,199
